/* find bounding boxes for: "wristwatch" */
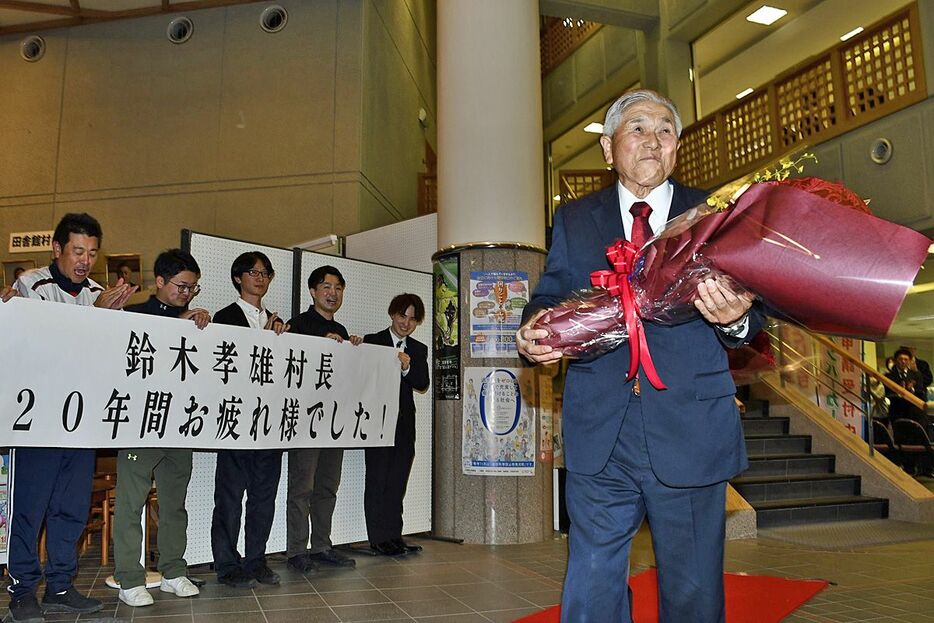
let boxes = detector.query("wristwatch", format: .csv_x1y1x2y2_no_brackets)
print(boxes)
720,315,749,337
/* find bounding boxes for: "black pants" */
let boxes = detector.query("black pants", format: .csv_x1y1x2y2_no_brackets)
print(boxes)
364,435,415,545
210,449,283,577
7,448,95,599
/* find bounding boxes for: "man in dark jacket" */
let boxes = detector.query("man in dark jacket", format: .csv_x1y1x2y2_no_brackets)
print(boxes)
210,251,289,588
363,294,430,556
285,265,361,572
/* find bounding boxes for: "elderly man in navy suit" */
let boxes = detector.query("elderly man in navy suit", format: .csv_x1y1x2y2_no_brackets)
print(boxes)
517,90,762,623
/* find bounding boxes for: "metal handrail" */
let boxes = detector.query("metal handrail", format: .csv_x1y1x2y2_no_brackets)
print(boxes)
762,321,913,457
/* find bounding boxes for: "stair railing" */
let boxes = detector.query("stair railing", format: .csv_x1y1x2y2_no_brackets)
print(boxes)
763,321,925,457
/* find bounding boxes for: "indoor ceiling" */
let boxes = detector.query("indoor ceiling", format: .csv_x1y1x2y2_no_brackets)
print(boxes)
0,0,265,35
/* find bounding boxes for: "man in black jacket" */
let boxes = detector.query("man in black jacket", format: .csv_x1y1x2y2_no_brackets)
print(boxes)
285,265,361,571
363,294,430,556
210,251,289,588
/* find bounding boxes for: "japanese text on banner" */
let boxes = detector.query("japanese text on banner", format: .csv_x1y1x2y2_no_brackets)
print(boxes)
0,298,400,449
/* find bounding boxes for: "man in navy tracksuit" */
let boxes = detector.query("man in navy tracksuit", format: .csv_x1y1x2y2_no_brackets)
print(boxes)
6,213,136,623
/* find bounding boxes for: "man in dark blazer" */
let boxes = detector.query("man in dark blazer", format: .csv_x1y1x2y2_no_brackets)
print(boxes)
363,293,430,556
210,251,289,589
517,90,762,623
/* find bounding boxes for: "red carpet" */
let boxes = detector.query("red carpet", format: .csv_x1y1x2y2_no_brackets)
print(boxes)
514,569,828,623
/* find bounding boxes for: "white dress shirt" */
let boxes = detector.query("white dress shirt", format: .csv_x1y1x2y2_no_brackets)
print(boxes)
616,180,673,240
389,328,409,376
236,297,268,330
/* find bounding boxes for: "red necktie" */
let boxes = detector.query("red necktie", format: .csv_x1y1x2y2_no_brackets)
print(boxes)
629,201,653,248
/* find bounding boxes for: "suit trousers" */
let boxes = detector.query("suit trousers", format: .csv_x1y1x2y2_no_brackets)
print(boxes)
7,448,95,599
211,449,283,577
113,448,193,589
364,435,415,544
562,396,727,623
286,448,344,556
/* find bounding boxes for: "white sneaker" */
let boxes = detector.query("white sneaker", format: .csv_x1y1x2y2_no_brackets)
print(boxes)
160,576,200,598
118,585,154,607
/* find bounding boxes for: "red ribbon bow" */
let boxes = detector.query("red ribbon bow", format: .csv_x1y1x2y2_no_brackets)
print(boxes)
590,240,667,390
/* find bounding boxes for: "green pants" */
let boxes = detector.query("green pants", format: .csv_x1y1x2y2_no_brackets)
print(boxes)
113,448,193,589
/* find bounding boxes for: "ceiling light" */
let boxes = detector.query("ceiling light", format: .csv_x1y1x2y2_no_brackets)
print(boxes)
735,88,754,99
746,6,787,26
553,195,562,202
840,26,864,41
583,122,604,134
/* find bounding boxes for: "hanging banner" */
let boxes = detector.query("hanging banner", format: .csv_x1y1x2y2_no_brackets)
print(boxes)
469,271,528,358
462,367,535,476
0,298,400,449
433,254,461,400
817,336,865,438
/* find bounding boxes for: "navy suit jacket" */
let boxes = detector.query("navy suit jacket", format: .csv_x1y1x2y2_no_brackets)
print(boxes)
525,181,762,487
363,329,430,444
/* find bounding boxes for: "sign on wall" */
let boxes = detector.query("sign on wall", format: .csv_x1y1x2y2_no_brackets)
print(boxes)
0,298,400,449
468,271,528,358
9,231,53,253
462,367,535,476
433,255,460,399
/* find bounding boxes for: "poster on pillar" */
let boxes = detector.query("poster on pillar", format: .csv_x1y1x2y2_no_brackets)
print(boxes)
462,367,535,476
0,298,401,449
468,271,528,358
433,255,461,400
817,336,865,439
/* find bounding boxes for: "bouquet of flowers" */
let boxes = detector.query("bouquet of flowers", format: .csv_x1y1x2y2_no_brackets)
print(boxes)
533,157,931,388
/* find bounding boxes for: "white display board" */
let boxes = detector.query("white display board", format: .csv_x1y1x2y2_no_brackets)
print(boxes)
343,213,437,273
181,232,432,565
297,249,433,546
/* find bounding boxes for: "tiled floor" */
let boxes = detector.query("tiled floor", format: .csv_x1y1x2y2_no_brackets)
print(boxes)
11,475,934,623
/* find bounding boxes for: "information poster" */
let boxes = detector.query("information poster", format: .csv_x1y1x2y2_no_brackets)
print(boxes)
433,255,460,399
469,271,528,358
462,367,535,476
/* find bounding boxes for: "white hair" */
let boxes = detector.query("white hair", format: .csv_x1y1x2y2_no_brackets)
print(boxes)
602,89,683,138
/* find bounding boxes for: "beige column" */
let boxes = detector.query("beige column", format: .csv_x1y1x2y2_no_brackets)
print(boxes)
433,0,552,545
437,0,545,249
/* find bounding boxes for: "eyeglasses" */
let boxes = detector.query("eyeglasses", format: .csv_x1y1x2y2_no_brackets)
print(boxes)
244,269,272,279
169,281,201,294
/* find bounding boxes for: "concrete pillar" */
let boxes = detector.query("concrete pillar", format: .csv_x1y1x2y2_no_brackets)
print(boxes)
436,0,545,249
433,0,552,544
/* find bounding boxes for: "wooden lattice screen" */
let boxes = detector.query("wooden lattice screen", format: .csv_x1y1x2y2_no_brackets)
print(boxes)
541,17,601,75
676,4,926,190
557,170,616,204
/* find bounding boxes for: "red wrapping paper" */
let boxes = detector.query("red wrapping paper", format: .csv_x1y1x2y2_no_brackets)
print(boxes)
635,180,930,339
535,178,931,360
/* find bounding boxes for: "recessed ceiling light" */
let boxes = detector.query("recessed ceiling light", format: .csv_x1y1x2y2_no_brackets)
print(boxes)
735,87,754,99
583,122,604,134
840,26,864,41
746,6,787,26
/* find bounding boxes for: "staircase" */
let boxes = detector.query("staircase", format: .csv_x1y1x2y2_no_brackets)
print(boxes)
731,399,889,528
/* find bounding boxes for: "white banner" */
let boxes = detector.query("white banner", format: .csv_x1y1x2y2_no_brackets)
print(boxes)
0,298,400,449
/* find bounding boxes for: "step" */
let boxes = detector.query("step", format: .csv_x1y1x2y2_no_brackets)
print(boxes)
732,473,861,502
741,416,789,436
742,453,836,476
753,495,888,528
741,399,770,418
745,434,811,456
